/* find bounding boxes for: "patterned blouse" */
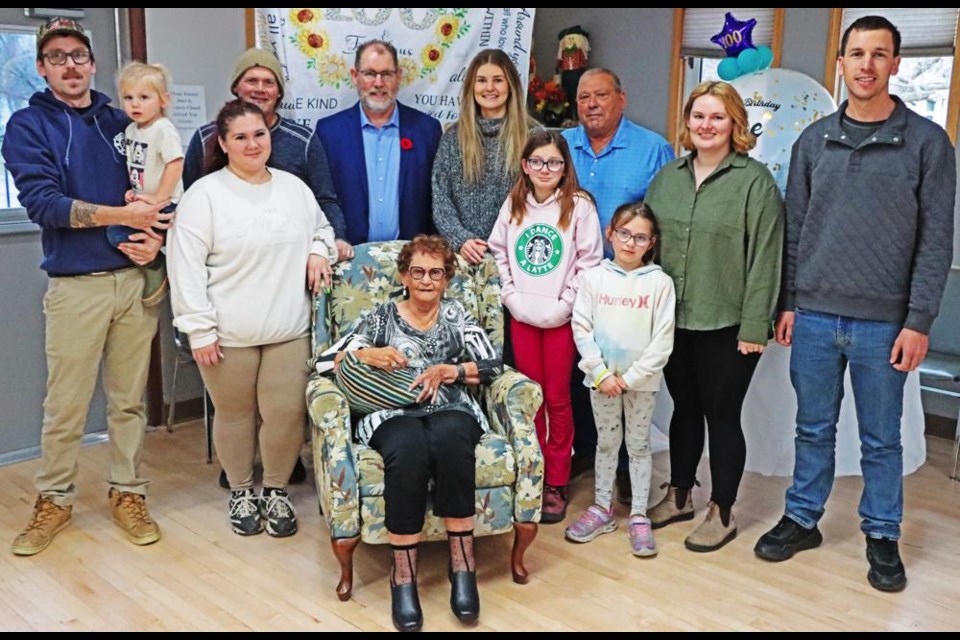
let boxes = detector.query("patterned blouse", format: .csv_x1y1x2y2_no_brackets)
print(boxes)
337,299,502,445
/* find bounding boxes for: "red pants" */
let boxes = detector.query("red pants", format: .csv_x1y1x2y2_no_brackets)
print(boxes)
510,319,576,487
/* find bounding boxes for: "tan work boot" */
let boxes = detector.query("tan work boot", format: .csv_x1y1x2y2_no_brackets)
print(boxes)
109,489,161,546
648,483,695,529
12,495,72,556
684,502,737,552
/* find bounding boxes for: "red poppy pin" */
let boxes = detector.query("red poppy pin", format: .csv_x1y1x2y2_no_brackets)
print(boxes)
400,137,413,150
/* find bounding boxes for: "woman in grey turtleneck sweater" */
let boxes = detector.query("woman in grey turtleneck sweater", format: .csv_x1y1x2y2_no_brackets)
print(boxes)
432,49,539,264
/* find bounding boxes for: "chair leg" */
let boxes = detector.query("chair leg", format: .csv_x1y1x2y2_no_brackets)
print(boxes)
167,356,180,433
331,536,361,601
951,407,960,481
511,521,537,584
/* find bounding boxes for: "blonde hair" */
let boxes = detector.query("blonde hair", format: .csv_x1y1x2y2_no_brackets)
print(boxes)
457,49,530,184
679,81,756,154
118,62,172,115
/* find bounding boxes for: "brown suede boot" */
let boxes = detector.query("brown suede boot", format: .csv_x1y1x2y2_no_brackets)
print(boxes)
11,495,72,556
684,502,737,552
648,483,695,529
109,489,161,546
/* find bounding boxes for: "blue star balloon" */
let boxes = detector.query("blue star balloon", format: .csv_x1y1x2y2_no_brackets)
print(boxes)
710,12,757,58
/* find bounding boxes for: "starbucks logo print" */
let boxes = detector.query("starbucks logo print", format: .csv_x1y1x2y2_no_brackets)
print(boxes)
515,224,563,276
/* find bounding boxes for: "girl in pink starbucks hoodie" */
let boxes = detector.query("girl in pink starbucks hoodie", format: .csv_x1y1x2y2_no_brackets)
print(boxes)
488,130,603,523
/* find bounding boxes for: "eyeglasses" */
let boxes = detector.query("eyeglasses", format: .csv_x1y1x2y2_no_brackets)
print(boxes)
613,228,652,246
408,266,446,281
525,157,565,172
358,69,398,82
42,49,91,66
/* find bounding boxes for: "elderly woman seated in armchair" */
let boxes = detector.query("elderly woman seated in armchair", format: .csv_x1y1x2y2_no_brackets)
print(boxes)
325,235,502,632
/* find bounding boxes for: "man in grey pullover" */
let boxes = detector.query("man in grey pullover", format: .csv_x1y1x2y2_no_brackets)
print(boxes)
754,16,956,593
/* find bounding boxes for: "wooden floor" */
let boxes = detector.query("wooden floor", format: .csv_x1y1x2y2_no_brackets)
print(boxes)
0,421,958,632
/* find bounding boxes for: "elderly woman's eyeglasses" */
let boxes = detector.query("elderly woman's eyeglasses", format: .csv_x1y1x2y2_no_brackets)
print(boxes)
408,267,446,281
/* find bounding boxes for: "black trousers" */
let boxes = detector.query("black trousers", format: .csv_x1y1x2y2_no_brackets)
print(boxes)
663,326,761,508
369,410,483,536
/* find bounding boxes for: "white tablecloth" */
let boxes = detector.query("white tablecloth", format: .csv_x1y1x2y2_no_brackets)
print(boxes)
651,343,926,477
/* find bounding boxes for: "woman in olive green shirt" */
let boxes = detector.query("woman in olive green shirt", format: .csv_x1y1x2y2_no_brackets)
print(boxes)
643,81,784,552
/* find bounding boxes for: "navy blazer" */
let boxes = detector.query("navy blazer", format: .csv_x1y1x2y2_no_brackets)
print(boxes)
315,101,442,245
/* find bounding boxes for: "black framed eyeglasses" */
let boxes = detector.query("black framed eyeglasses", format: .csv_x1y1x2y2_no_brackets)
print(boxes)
42,49,91,66
526,157,565,172
613,228,652,246
408,267,446,281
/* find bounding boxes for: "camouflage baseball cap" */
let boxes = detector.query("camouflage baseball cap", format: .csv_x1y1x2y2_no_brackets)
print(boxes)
37,17,92,55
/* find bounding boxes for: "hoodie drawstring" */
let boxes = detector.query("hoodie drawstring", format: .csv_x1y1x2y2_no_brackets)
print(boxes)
61,111,74,169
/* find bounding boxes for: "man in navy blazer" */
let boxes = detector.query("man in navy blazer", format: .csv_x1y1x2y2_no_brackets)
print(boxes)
315,40,442,248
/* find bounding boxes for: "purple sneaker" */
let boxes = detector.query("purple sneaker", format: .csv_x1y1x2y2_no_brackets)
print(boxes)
629,514,658,557
565,505,617,543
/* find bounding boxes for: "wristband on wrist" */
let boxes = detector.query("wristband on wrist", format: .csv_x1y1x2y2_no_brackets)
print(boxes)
593,369,611,387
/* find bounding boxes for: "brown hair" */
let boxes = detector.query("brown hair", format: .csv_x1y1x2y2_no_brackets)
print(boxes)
397,234,457,281
609,201,660,265
507,129,593,231
841,15,901,56
679,81,756,154
354,39,398,69
202,99,267,176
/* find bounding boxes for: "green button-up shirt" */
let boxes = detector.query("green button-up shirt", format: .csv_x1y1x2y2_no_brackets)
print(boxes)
644,152,784,344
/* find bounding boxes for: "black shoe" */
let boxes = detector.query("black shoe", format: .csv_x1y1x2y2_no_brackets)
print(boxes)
390,582,423,632
569,452,595,480
218,469,230,490
289,457,307,485
228,489,263,536
616,471,632,506
449,568,480,622
260,487,298,538
754,515,823,561
866,536,907,592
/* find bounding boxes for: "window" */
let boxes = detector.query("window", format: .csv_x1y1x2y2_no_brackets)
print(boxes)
1,25,46,215
668,8,784,147
825,8,959,142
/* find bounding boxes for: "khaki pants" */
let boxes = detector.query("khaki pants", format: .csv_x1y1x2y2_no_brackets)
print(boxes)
37,269,159,506
198,336,310,490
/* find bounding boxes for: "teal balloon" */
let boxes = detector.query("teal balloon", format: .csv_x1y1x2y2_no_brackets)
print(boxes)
756,45,774,69
717,57,741,81
737,48,761,74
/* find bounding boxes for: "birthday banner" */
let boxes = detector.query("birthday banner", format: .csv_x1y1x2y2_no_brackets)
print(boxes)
254,8,536,128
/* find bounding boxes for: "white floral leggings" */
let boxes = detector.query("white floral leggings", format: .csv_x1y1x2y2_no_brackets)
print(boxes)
589,389,657,514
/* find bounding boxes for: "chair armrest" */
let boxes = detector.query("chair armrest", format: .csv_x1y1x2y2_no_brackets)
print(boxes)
485,368,544,523
307,373,360,539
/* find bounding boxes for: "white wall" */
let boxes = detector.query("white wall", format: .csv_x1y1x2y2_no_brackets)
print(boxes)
145,8,247,124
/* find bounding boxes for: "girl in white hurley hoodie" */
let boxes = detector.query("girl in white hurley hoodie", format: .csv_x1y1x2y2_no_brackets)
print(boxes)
566,202,675,557
488,130,603,524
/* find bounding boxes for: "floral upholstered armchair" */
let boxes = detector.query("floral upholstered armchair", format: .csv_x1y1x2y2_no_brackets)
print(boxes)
307,240,544,601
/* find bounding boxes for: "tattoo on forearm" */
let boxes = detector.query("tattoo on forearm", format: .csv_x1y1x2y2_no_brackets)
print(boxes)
70,200,97,228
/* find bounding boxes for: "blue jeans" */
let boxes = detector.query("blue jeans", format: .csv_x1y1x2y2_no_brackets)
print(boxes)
784,309,907,540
